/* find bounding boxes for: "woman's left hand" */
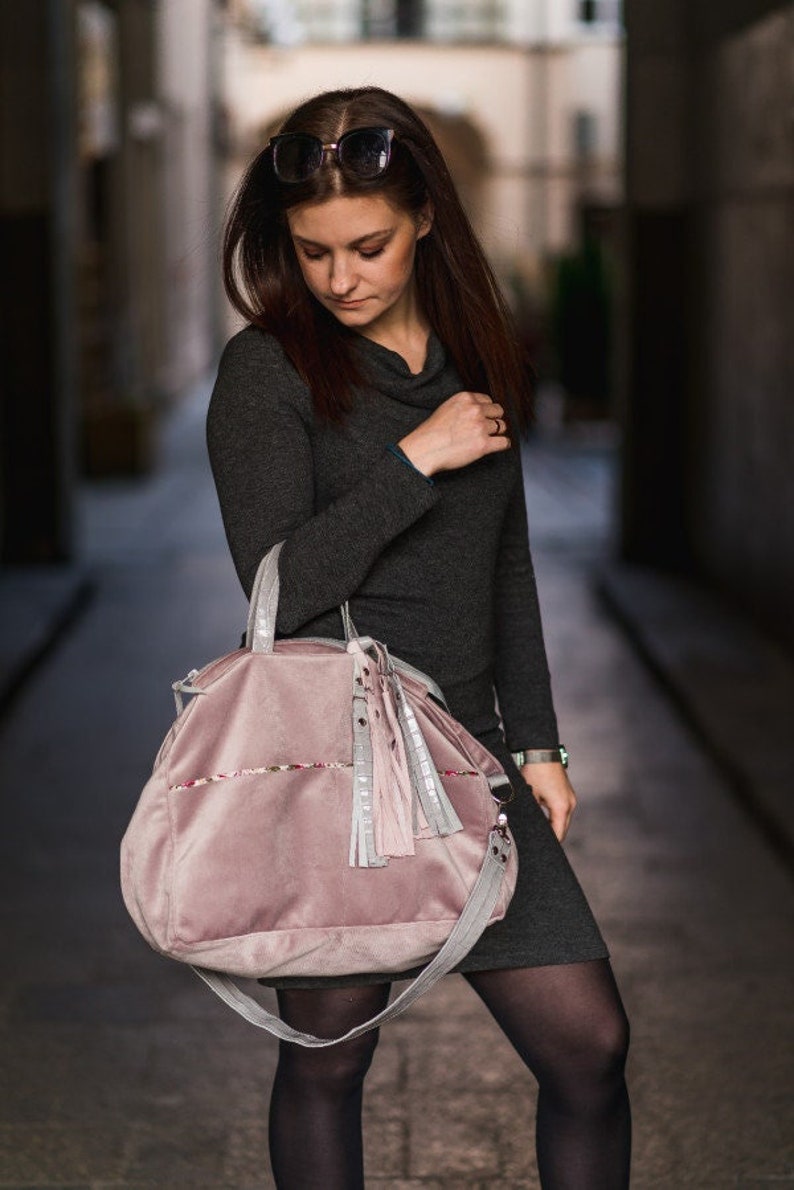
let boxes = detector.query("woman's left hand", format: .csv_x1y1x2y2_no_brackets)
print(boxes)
520,761,577,842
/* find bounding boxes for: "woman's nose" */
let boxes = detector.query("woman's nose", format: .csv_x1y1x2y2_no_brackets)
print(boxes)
329,257,356,295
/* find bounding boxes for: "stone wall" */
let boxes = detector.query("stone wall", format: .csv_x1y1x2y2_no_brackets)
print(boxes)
690,5,794,647
620,0,794,653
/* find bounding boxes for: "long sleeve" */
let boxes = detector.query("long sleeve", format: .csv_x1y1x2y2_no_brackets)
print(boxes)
492,457,559,749
206,328,439,633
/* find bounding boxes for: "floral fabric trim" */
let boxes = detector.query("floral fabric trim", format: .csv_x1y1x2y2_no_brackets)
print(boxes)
171,763,479,792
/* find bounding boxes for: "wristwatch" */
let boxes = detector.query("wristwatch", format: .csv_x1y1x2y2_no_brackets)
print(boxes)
511,745,569,769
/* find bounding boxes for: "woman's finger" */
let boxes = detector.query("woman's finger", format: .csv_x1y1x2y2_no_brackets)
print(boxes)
467,393,504,419
523,765,577,843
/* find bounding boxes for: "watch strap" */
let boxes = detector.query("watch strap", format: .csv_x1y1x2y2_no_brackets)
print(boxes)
511,745,569,769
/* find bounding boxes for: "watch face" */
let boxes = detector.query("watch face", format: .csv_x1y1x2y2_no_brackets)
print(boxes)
560,745,569,768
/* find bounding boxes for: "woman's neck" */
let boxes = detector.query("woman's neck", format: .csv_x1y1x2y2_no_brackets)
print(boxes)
366,330,428,375
358,293,430,375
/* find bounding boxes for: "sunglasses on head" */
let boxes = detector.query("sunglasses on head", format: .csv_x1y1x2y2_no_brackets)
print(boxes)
269,127,395,184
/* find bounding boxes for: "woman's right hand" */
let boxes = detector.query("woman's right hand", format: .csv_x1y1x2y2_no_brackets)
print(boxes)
397,391,511,478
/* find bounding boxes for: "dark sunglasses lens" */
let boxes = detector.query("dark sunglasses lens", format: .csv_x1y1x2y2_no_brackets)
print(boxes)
273,135,322,183
338,130,391,178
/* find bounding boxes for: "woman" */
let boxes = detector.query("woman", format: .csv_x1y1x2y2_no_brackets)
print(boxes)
208,87,630,1189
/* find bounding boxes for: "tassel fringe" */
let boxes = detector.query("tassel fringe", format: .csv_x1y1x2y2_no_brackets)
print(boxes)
391,672,463,839
348,641,463,869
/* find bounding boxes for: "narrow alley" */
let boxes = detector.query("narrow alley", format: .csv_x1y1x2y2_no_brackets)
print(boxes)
0,384,791,1188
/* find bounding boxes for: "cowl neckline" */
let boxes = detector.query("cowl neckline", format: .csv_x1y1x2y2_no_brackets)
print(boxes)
352,331,449,408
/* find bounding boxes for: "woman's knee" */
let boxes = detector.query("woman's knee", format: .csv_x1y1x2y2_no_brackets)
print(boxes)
274,985,389,1093
556,963,631,1085
535,990,629,1104
537,1006,628,1119
277,1029,381,1094
587,999,630,1081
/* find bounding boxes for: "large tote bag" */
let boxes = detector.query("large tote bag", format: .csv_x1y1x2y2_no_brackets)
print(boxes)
121,542,518,1045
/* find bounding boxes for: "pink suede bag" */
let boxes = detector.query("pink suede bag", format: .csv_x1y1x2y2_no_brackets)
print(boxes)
120,542,517,1045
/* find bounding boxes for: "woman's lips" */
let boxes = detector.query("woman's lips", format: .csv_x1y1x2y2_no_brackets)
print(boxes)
330,297,368,308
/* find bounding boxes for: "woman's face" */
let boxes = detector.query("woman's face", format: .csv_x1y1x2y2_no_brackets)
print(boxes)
286,193,431,338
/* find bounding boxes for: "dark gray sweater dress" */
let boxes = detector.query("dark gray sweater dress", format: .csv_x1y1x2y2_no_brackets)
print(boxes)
207,325,607,984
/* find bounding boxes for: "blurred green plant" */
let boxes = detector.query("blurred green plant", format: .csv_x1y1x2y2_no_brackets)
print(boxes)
550,235,612,417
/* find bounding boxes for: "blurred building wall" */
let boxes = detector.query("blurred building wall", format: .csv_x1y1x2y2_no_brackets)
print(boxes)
0,1,78,561
158,0,220,395
77,0,219,473
256,0,621,45
221,3,623,291
620,0,794,652
0,0,222,565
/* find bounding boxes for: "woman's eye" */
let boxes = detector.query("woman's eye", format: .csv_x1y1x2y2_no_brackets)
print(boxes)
302,250,325,262
359,247,385,260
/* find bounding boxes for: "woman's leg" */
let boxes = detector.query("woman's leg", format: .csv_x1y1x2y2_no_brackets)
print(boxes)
465,958,631,1190
268,982,391,1190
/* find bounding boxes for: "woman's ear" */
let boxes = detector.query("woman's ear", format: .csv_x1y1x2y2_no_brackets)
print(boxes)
416,203,434,239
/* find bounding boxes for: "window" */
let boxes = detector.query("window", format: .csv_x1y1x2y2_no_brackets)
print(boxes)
362,0,424,38
573,110,598,159
578,0,621,27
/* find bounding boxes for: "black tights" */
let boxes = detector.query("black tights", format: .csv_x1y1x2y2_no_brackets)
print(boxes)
269,958,631,1189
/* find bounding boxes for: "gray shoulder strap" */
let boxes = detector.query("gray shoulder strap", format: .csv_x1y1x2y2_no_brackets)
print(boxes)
191,828,512,1047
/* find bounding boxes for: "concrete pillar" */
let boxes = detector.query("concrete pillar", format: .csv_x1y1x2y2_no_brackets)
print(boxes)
79,0,168,476
687,1,794,647
0,0,78,562
620,0,794,652
619,0,694,567
114,0,167,403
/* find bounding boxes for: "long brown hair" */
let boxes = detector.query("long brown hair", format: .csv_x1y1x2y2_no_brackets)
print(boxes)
223,87,532,427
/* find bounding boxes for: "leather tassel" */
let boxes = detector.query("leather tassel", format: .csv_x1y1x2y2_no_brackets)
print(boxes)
368,668,415,859
349,651,386,868
347,641,462,869
391,672,463,839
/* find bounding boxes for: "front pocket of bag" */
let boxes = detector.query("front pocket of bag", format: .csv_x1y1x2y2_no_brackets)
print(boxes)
168,766,355,944
167,763,492,947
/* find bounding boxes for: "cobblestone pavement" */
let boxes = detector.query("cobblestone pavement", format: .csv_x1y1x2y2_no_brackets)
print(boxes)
0,386,791,1189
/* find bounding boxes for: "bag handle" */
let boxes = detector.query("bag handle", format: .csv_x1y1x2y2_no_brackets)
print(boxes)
191,826,512,1047
245,542,283,653
246,542,360,653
